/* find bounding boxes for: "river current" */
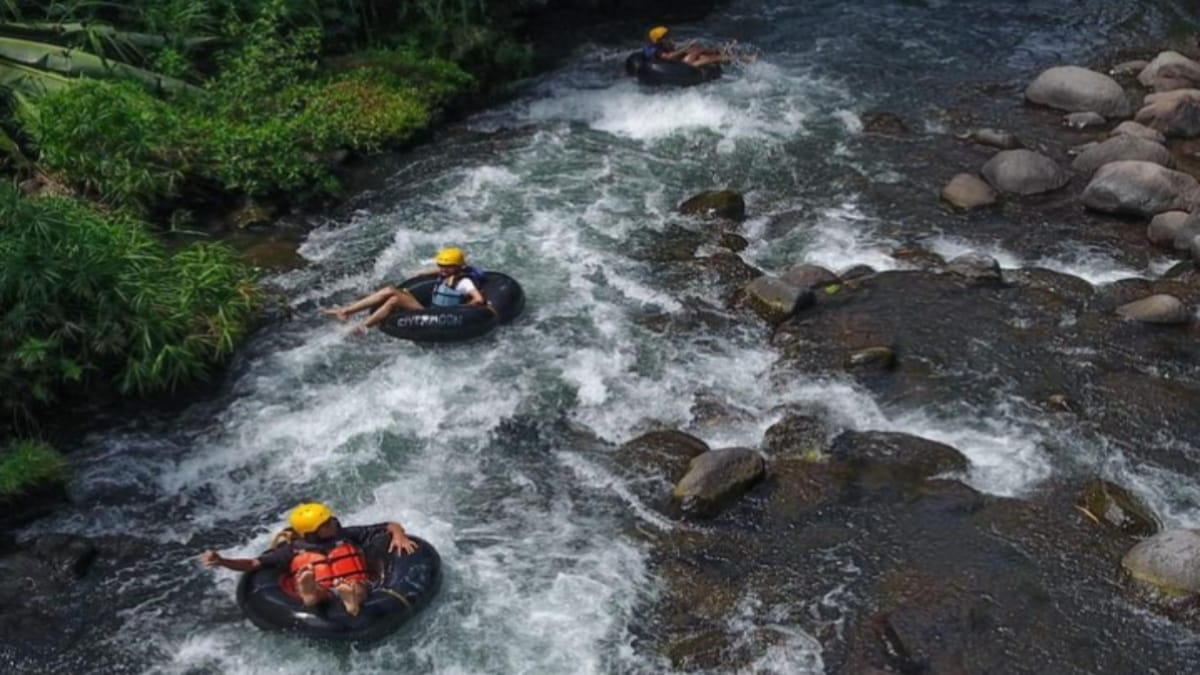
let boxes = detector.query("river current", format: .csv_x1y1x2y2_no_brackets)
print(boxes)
25,1,1200,672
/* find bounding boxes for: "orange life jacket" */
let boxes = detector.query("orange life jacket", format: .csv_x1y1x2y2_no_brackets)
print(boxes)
288,541,369,589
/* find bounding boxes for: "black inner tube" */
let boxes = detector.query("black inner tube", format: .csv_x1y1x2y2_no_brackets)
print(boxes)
235,533,442,644
626,51,721,87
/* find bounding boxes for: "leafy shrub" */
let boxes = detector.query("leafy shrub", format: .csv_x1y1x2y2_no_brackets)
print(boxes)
16,81,190,212
0,440,66,498
289,70,433,153
0,184,260,422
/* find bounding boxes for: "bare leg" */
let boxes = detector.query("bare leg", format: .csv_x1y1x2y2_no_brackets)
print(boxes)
354,292,421,335
296,569,330,607
336,581,367,616
322,286,406,321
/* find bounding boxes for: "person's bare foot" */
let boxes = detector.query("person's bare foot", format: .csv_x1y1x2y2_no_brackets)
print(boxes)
321,307,350,321
350,323,369,336
297,569,321,606
336,582,362,616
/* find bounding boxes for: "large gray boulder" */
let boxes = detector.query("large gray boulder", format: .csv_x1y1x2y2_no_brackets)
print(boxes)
1115,294,1192,324
941,173,997,209
1110,121,1167,144
1081,161,1200,217
1135,89,1200,137
1025,65,1132,118
1069,135,1172,175
981,149,1069,195
945,252,1002,282
781,263,839,290
1147,211,1190,248
672,447,766,517
1138,51,1200,93
1122,529,1200,594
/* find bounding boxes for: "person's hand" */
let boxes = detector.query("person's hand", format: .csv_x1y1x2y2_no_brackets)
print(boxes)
389,533,419,555
199,550,222,567
351,323,369,337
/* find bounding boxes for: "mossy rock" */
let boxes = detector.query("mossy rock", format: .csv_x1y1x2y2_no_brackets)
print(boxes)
1076,479,1160,537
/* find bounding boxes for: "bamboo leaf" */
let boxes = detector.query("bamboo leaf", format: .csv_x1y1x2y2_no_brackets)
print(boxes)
0,36,203,95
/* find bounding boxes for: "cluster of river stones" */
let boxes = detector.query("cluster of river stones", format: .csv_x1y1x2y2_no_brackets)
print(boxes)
614,50,1200,670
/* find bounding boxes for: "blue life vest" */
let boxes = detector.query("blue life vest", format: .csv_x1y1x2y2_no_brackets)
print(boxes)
431,266,486,307
642,43,665,60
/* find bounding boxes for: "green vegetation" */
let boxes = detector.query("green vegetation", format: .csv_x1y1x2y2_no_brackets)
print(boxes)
0,0,541,498
0,440,66,498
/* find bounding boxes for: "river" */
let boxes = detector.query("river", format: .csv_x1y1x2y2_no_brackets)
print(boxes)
20,0,1200,672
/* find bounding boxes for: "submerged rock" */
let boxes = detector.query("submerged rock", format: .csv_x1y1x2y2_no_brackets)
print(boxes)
679,189,746,222
981,149,1069,195
959,128,1022,150
672,447,766,517
616,429,710,480
845,346,897,372
761,411,831,458
1025,65,1131,118
941,173,997,210
1081,161,1200,217
1076,479,1160,537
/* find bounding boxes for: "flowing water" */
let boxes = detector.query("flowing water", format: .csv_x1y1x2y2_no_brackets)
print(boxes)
22,1,1200,672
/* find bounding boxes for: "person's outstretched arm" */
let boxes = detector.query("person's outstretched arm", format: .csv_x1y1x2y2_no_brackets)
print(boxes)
199,550,262,572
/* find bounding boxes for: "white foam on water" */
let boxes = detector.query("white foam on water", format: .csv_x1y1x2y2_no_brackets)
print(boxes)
924,234,1176,285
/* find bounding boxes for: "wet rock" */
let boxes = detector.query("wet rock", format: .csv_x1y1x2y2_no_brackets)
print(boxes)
861,111,910,135
829,430,968,479
959,128,1022,150
839,264,877,281
1111,60,1150,77
24,534,98,578
1191,235,1200,261
689,393,752,430
616,429,710,480
1025,65,1132,118
1147,211,1191,248
781,263,839,290
679,189,746,222
846,346,897,372
892,245,945,270
1076,479,1160,537
1045,393,1076,412
239,240,306,271
1122,529,1200,594
941,173,997,210
671,447,766,517
627,223,706,262
1081,160,1200,217
688,252,763,299
1138,51,1200,93
717,232,748,252
1135,89,1200,137
1111,120,1167,144
761,412,831,457
1064,111,1107,129
742,275,814,325
1115,294,1192,324
1070,135,1173,175
229,198,275,230
945,252,1002,282
981,149,1070,195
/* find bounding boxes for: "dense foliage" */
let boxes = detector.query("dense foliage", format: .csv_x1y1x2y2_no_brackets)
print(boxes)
0,440,66,498
0,183,260,423
0,0,537,495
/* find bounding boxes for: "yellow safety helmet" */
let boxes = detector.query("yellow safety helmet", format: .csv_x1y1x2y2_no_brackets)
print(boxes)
648,26,669,44
434,247,466,267
289,502,333,535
